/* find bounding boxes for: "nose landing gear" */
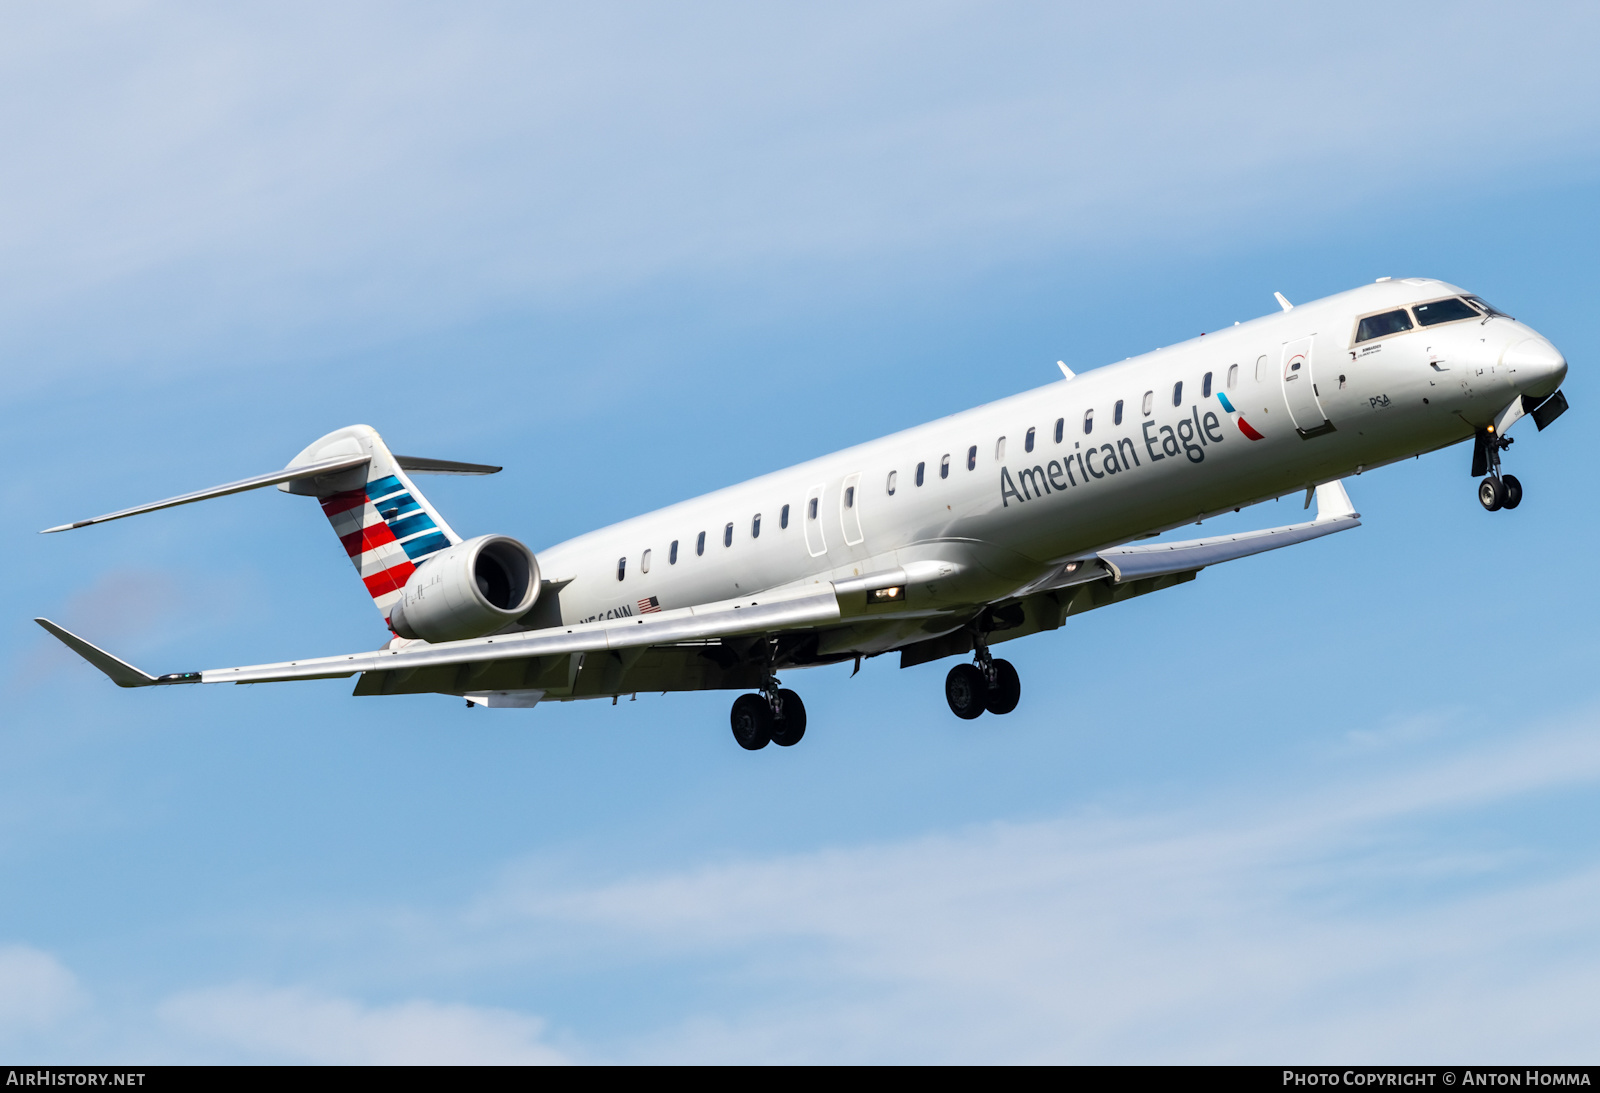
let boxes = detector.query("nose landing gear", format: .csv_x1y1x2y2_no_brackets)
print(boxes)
944,633,1021,720
1478,474,1522,512
1473,426,1523,512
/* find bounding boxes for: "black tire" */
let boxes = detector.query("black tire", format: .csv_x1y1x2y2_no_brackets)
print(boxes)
769,689,807,747
985,658,1021,715
730,693,772,750
1478,477,1504,512
1501,474,1523,510
945,663,988,720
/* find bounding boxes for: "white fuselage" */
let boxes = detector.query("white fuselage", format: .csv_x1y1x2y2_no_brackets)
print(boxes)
536,279,1565,638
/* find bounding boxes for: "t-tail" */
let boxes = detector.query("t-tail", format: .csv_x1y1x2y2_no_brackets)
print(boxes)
283,425,464,622
40,423,502,630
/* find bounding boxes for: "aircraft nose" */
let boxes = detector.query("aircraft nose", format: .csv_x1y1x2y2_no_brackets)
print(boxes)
1504,337,1567,400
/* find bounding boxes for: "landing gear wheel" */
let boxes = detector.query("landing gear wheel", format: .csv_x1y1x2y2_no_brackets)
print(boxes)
730,693,772,750
769,689,807,747
985,659,1021,715
946,663,988,720
1478,477,1505,512
1501,474,1523,510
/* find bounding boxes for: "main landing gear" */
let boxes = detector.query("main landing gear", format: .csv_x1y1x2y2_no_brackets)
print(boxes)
1472,426,1522,512
730,682,807,750
944,636,1021,720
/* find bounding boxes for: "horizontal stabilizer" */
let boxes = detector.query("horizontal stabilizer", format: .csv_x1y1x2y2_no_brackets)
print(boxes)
33,618,197,688
40,454,370,534
393,456,501,475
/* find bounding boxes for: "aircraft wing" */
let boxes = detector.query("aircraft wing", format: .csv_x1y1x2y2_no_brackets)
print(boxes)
1098,482,1358,582
1014,479,1361,596
36,589,844,689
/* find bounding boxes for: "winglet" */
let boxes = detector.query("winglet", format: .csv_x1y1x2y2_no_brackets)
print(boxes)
1312,479,1358,521
1274,291,1294,312
33,618,196,688
1057,361,1076,380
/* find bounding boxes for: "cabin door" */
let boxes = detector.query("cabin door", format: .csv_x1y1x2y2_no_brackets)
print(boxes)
803,484,828,557
1279,336,1334,437
839,472,865,546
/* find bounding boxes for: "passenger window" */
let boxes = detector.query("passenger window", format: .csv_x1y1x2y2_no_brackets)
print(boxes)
1142,391,1153,416
752,514,761,538
916,461,925,486
696,531,705,556
1355,309,1414,342
966,446,977,471
886,470,897,495
1172,381,1183,406
1054,418,1064,443
616,556,626,581
845,486,855,508
670,540,679,565
940,455,950,479
1227,363,1238,389
1025,427,1035,453
1255,354,1268,381
641,549,651,573
1113,400,1123,426
1202,372,1212,398
1083,409,1093,435
1413,298,1480,327
995,436,1006,460
724,523,733,547
808,497,818,520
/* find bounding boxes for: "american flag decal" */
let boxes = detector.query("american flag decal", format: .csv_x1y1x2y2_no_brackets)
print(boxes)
638,596,661,614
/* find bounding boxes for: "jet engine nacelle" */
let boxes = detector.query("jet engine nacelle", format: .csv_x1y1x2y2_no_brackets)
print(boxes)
387,534,540,643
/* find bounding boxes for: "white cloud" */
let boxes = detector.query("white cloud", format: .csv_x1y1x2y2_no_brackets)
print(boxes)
0,946,82,1032
7,713,1600,1063
2,1,1598,377
159,984,569,1064
458,712,1600,1062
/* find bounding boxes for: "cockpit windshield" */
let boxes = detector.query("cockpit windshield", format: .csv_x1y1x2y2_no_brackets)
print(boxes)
1355,309,1414,343
1413,297,1481,327
1464,295,1510,319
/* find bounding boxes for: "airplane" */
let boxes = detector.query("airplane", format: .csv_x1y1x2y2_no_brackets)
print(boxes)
35,277,1569,750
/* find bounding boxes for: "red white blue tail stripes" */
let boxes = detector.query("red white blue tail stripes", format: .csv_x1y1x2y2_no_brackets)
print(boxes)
285,424,465,625
319,473,455,618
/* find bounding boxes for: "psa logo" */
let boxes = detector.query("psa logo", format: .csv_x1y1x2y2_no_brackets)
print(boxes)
1216,391,1265,441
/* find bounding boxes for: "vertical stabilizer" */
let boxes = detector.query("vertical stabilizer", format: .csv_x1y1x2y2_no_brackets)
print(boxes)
281,425,462,622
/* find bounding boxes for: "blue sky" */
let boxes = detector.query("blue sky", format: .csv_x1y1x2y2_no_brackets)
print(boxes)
4,1,1600,1062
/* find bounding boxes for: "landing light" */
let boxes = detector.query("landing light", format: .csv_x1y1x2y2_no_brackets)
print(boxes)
869,586,905,604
